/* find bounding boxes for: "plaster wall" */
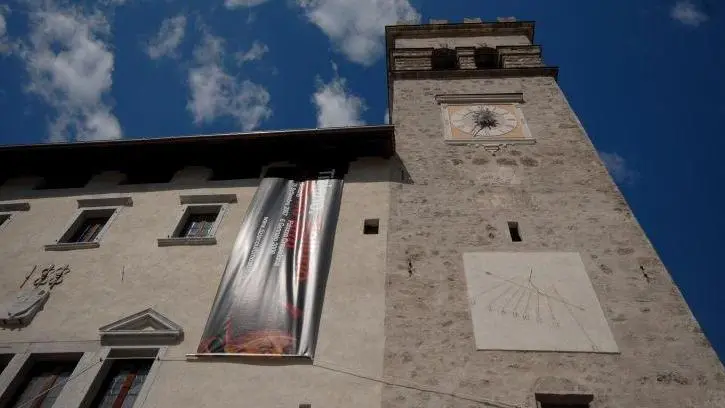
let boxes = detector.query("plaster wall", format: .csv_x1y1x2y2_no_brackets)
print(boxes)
0,158,391,407
385,75,725,408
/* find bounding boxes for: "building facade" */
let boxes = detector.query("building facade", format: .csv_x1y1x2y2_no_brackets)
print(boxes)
0,18,723,408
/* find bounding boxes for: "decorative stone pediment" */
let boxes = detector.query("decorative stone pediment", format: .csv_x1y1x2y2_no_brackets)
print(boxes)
99,308,183,346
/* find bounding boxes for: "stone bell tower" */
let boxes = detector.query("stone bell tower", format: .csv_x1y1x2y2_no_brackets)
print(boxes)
382,18,725,407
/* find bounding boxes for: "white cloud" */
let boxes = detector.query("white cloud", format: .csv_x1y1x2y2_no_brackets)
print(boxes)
234,41,268,65
17,3,121,141
296,0,420,65
0,8,6,37
187,31,271,131
146,14,186,60
600,152,639,185
0,6,11,54
224,0,270,9
312,65,366,127
671,1,709,26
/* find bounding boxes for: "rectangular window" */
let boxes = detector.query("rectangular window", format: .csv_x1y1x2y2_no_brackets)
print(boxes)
179,212,218,238
9,359,79,408
536,393,592,408
46,207,120,251
67,216,110,243
90,359,153,408
159,202,227,246
363,219,380,235
508,221,522,242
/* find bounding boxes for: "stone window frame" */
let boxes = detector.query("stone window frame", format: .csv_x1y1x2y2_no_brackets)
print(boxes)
0,202,30,234
0,347,168,408
77,346,166,408
436,92,535,146
157,193,236,247
78,308,182,407
44,197,132,251
0,307,182,407
0,342,98,408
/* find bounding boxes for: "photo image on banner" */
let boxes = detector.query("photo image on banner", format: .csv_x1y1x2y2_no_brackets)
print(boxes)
196,168,343,358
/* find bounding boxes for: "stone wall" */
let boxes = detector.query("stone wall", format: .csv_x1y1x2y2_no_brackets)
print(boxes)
384,75,725,408
395,35,531,49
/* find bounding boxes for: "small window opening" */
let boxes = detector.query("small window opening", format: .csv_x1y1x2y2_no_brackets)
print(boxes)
69,216,109,243
89,358,153,408
363,219,379,235
0,214,10,227
474,47,499,69
180,213,218,238
536,391,592,408
431,48,458,70
61,209,115,243
175,206,221,238
508,221,522,242
540,404,590,408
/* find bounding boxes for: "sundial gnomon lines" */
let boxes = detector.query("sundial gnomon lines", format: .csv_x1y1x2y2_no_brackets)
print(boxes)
472,268,586,328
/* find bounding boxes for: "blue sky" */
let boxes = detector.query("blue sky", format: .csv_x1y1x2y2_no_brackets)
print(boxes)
0,0,724,359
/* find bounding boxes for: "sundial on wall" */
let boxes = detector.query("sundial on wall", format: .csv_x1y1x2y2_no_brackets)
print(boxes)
462,252,619,353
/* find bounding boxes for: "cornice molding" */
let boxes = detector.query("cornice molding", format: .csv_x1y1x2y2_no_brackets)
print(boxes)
179,193,237,205
390,66,559,81
77,196,133,208
435,93,524,105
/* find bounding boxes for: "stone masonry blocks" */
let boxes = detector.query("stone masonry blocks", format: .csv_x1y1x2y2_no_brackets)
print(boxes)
383,75,725,408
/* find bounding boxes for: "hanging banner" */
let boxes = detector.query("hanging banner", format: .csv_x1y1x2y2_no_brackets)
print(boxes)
196,168,343,358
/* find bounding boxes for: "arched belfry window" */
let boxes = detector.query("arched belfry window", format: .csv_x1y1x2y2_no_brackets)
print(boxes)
474,47,499,69
431,47,458,70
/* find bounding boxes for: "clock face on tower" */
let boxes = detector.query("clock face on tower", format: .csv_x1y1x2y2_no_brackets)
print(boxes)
437,94,534,145
449,105,518,138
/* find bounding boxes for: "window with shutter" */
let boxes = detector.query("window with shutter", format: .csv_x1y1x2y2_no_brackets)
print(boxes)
68,216,110,243
90,359,153,408
9,360,79,408
178,212,218,238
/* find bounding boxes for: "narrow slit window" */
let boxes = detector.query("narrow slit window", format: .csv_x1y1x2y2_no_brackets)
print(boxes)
508,221,522,242
363,219,380,235
536,392,593,408
540,405,589,408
